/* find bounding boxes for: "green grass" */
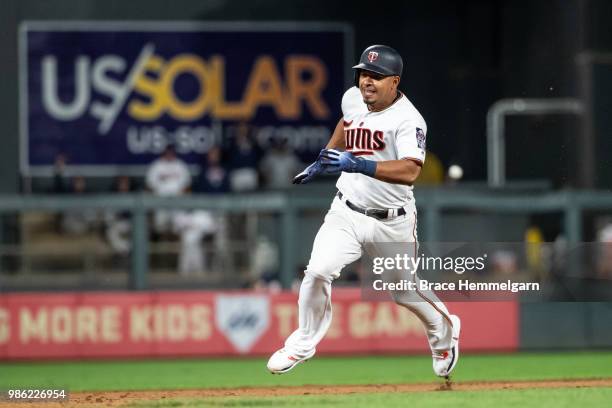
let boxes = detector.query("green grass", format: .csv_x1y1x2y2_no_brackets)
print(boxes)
1,351,612,392
127,388,612,408
132,388,612,408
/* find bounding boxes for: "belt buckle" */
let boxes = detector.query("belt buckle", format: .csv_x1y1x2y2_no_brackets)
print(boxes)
365,207,384,220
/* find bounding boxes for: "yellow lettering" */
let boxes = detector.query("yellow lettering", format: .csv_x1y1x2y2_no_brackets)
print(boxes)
163,54,214,120
213,56,250,118
286,56,329,119
129,55,167,120
129,54,330,122
242,56,287,119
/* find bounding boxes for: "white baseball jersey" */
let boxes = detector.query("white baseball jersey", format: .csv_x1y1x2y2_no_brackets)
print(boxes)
146,158,191,196
336,86,427,209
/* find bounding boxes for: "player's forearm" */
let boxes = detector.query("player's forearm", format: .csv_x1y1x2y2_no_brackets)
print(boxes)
374,159,422,186
325,118,346,149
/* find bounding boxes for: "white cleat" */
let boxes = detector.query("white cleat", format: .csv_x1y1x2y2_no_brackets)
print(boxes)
266,348,316,374
432,314,461,378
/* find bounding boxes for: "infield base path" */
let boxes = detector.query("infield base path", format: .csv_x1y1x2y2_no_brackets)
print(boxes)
3,378,612,407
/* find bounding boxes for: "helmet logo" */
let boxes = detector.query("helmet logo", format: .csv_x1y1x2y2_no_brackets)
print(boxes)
367,51,379,63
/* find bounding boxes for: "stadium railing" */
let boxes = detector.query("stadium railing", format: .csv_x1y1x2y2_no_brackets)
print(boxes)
1,188,612,290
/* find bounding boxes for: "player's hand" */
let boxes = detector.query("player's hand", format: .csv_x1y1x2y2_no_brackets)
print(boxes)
319,149,377,177
293,161,324,184
293,149,345,184
319,149,358,172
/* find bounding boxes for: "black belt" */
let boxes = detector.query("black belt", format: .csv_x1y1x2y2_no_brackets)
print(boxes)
337,192,406,220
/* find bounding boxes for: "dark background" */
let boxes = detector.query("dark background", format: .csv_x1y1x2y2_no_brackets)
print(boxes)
1,0,611,192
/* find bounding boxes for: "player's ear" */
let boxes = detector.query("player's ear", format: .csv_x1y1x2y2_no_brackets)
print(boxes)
392,76,400,89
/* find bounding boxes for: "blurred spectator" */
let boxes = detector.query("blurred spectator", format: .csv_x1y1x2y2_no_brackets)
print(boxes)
192,146,230,276
490,250,518,276
104,176,134,255
251,234,280,284
52,153,69,193
173,208,217,276
596,221,612,279
195,146,230,193
228,124,260,192
259,137,302,189
551,233,568,276
525,225,546,280
59,176,99,235
145,144,191,234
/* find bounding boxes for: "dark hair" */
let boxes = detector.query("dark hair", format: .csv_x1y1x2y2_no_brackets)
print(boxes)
164,143,176,153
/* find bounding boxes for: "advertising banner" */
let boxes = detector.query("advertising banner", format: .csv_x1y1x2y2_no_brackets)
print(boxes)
0,289,518,359
20,22,352,176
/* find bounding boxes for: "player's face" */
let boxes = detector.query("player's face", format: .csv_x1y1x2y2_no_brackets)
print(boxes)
358,70,399,111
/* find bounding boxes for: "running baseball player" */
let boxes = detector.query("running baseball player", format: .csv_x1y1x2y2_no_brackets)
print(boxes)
267,45,461,379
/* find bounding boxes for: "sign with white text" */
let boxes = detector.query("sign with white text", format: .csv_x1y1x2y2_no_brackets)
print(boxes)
0,289,518,359
20,22,352,176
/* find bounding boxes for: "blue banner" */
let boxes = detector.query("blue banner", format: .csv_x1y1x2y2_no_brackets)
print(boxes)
20,22,352,176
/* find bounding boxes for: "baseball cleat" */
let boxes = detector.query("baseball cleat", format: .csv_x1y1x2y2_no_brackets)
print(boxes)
266,348,316,374
432,314,461,377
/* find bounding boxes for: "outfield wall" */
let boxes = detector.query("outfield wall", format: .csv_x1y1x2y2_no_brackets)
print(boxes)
0,289,518,359
520,303,612,350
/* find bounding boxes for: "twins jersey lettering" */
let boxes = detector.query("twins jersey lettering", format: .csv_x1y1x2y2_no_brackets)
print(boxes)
336,86,427,209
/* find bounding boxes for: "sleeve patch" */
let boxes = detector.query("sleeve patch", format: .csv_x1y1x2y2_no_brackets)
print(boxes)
416,128,426,150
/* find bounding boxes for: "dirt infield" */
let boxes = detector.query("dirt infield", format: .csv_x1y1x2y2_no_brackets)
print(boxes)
4,378,612,408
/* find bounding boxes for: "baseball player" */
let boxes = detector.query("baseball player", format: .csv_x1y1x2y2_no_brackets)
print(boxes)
267,45,461,379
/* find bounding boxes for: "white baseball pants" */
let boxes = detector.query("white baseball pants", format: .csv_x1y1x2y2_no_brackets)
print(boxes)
284,195,455,357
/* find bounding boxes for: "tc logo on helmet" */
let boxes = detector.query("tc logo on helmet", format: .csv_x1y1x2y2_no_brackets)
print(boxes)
367,51,379,63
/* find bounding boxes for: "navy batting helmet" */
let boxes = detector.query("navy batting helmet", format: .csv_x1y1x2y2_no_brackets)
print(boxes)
352,45,403,86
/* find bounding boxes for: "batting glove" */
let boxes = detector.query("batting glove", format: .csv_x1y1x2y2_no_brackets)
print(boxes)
319,149,377,177
293,149,350,184
292,161,324,184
